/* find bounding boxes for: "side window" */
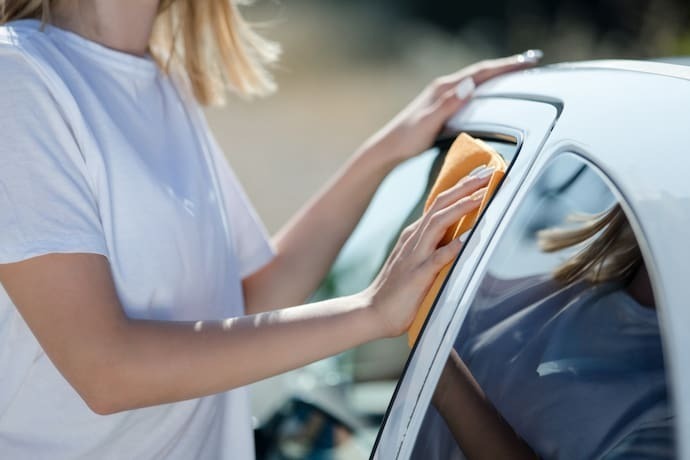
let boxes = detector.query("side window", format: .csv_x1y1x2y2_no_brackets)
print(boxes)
253,133,521,460
410,154,674,459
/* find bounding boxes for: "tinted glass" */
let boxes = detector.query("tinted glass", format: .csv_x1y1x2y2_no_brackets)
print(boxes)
410,154,673,459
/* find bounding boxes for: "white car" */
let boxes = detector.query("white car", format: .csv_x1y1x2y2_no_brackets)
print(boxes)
255,59,690,459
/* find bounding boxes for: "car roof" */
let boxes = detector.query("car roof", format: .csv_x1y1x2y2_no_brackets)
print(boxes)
548,58,690,81
653,56,690,67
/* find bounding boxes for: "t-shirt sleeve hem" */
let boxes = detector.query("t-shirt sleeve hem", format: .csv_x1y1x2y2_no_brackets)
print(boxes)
239,242,275,279
0,237,109,264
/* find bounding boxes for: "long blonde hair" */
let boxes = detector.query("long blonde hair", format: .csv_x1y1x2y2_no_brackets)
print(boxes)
0,0,279,105
538,204,643,285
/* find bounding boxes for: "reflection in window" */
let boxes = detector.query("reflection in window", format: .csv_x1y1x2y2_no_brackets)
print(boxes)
411,154,674,459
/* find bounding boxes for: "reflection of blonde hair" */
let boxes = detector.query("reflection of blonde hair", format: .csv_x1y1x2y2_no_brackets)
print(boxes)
0,0,279,105
538,204,643,285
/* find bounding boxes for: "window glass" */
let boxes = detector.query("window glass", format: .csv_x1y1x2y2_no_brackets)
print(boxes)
410,154,674,460
253,133,520,459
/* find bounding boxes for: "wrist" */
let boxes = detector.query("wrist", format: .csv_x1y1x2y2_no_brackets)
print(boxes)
353,136,403,177
356,288,394,341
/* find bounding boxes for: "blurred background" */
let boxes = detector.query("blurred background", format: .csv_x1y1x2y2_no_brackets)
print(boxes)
208,0,690,233
204,1,690,456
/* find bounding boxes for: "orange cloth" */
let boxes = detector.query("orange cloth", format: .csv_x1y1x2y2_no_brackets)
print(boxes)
407,133,507,347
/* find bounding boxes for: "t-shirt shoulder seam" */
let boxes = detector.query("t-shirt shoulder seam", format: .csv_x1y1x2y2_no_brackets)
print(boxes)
0,29,67,97
0,29,91,172
0,26,44,65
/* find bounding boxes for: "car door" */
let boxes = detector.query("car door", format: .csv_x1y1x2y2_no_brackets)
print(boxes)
371,96,558,459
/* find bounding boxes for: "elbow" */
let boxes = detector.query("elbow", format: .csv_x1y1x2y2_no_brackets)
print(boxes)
72,363,132,416
84,394,120,416
79,382,126,416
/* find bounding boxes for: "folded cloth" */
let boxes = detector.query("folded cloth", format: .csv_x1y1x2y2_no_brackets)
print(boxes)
407,133,507,347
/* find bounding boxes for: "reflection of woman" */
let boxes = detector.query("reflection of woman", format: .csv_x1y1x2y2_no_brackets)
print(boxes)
0,1,540,458
425,205,672,459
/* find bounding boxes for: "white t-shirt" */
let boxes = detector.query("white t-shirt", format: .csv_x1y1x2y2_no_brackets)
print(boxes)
413,277,672,459
0,19,274,459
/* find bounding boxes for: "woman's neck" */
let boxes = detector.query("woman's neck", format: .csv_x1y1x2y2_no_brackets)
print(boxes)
51,0,160,57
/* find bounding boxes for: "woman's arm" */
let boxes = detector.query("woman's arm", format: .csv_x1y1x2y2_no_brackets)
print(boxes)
242,53,541,313
0,173,487,415
432,350,538,460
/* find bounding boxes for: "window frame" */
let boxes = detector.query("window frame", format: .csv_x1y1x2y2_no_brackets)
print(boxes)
371,96,560,459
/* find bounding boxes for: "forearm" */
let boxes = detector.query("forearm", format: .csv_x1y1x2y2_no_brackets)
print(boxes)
82,294,379,414
432,351,537,460
245,147,396,312
2,163,487,417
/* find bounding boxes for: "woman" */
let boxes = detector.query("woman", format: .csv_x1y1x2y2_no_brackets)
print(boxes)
425,205,672,459
0,1,540,458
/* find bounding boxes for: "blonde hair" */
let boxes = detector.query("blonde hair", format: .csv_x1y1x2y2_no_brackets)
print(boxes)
0,0,279,105
538,204,643,285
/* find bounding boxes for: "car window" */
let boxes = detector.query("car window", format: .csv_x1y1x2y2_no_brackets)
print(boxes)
408,154,674,460
311,135,519,303
252,133,521,459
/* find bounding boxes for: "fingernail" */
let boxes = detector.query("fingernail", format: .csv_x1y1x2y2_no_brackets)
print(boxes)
468,165,488,177
455,77,476,99
475,166,495,179
457,230,471,244
516,49,543,64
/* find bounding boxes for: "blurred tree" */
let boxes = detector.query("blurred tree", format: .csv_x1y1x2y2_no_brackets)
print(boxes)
314,0,690,58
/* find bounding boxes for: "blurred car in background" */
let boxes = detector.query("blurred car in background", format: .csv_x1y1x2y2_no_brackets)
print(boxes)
253,58,690,459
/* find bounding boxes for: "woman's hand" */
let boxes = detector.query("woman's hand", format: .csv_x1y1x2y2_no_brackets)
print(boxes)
363,169,493,337
359,50,542,168
245,52,541,313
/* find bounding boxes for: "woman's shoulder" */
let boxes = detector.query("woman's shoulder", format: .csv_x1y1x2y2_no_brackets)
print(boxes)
0,20,59,91
0,21,81,126
0,18,41,45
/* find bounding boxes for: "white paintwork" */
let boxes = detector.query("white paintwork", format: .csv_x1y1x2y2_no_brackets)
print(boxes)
374,60,690,459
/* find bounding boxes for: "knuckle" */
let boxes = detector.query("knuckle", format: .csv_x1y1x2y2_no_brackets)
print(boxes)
429,77,451,97
430,76,443,87
428,210,452,231
428,211,444,227
441,90,456,104
432,248,450,266
429,194,444,211
401,223,416,239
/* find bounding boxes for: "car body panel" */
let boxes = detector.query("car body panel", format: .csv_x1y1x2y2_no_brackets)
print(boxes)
373,61,690,459
373,97,558,459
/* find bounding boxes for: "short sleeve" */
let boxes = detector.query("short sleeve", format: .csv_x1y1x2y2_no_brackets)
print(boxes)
206,135,275,279
0,50,107,264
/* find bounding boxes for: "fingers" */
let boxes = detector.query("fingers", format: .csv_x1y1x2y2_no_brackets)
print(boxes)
425,87,468,126
416,187,487,255
421,237,463,275
435,49,543,94
471,49,543,84
415,182,491,279
388,219,421,262
402,167,492,257
427,166,494,213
